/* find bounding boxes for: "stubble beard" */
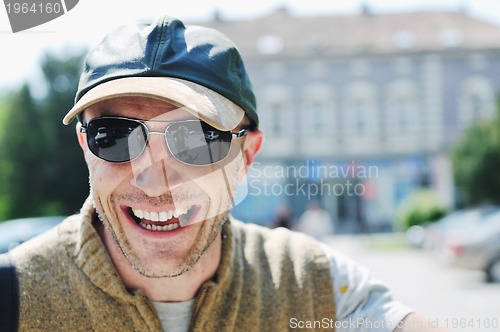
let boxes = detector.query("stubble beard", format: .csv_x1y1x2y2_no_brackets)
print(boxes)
92,191,228,278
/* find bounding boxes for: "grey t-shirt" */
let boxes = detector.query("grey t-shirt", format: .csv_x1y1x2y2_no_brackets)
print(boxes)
153,299,194,332
153,244,413,332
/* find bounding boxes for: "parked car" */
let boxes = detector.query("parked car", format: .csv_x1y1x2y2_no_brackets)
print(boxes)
0,216,65,253
441,210,500,282
421,206,500,251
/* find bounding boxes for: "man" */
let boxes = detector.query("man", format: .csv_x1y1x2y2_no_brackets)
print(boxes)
9,16,448,331
297,201,335,240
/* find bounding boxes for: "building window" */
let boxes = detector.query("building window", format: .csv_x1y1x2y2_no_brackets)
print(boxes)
394,30,415,49
393,57,413,76
301,84,335,137
344,82,378,137
261,85,292,138
270,102,285,136
256,35,284,55
459,76,495,126
385,80,419,137
349,59,371,77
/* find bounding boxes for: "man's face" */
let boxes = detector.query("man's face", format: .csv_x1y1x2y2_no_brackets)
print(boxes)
77,96,261,278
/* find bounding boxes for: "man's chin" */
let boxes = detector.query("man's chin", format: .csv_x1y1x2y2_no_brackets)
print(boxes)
135,262,197,279
121,216,226,278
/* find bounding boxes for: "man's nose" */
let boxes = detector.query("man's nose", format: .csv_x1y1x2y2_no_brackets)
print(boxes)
130,134,173,197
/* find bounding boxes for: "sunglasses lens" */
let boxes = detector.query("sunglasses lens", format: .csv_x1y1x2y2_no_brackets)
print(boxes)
166,121,232,165
86,118,234,165
86,118,147,163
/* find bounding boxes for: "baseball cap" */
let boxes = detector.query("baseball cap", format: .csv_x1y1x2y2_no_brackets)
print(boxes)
63,16,258,131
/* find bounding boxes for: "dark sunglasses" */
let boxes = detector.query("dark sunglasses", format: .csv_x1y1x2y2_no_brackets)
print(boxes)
80,117,248,165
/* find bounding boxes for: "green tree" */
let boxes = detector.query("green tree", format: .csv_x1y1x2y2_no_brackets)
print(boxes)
0,49,89,220
0,85,45,218
452,103,500,206
396,189,447,230
37,51,89,216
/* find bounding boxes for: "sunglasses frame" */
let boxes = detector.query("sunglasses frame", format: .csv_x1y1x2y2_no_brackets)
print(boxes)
80,116,248,165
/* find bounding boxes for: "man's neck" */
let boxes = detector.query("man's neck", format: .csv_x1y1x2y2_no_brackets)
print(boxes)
93,220,222,302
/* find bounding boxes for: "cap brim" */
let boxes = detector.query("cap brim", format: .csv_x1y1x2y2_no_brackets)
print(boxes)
63,77,245,131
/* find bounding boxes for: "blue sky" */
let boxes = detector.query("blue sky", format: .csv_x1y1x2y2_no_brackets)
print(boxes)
1,0,500,90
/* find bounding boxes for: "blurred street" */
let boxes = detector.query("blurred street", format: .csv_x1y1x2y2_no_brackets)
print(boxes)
325,234,500,332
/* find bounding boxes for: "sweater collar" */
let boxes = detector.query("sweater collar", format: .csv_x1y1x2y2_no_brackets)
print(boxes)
67,196,135,302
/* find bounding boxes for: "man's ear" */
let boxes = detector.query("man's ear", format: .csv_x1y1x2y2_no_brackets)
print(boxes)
241,130,263,171
76,122,87,152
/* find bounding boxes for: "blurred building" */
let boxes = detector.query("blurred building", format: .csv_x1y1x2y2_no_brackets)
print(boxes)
192,8,500,232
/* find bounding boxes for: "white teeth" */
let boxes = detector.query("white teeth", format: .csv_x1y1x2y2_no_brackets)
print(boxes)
132,207,190,225
139,221,180,232
150,212,159,222
135,209,144,219
159,211,168,222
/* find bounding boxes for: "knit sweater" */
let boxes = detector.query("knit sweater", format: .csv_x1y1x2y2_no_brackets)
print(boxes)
10,198,335,331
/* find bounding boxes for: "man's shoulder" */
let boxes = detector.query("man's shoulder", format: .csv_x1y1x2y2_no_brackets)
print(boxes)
231,219,314,242
8,214,85,311
9,214,82,271
230,219,329,265
227,219,336,319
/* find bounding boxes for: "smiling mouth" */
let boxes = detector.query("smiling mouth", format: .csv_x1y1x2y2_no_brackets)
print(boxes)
128,206,196,231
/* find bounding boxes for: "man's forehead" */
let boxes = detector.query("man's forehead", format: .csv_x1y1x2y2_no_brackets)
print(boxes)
83,96,198,121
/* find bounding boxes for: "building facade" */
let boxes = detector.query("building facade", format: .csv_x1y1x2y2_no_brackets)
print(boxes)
193,8,500,232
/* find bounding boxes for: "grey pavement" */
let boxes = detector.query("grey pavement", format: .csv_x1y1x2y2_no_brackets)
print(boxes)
323,234,500,332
